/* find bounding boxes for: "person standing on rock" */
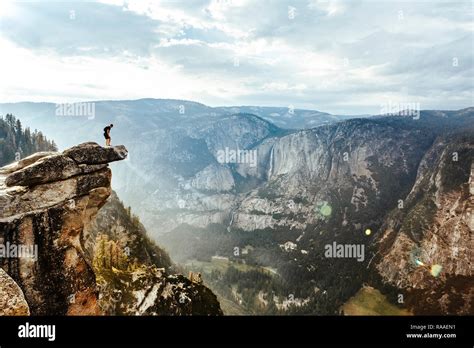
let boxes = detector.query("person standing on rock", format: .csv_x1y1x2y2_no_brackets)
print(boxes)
103,124,113,147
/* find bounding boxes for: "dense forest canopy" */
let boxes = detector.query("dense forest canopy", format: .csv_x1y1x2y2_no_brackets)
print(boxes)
0,114,57,166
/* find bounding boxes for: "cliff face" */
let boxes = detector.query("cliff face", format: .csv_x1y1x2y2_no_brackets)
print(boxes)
0,142,127,315
144,117,431,241
141,118,433,235
231,119,433,232
0,142,222,316
376,135,473,314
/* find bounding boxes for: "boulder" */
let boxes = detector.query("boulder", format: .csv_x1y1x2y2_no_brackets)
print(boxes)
5,154,79,187
0,268,30,316
4,143,127,187
0,152,57,175
63,142,128,165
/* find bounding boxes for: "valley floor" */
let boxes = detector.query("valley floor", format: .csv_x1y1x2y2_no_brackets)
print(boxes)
341,286,412,316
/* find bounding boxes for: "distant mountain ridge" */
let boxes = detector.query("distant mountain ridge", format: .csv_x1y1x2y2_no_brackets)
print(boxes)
1,99,472,315
0,99,362,149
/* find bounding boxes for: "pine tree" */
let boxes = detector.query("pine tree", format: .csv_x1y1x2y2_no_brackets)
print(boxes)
0,114,56,166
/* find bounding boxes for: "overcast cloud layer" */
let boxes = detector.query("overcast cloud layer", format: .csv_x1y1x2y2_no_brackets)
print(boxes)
0,0,472,114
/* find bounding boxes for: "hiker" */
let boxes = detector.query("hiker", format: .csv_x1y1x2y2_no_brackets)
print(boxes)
103,124,113,146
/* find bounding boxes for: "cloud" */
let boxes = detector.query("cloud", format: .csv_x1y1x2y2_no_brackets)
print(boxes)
0,1,161,57
0,0,472,114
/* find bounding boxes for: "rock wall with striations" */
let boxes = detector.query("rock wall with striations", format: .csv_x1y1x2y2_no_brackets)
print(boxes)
0,142,127,315
0,142,222,316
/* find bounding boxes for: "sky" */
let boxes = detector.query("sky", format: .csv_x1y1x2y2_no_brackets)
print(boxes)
0,0,472,114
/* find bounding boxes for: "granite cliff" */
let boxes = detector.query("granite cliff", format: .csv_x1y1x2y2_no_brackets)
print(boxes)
375,134,473,314
0,142,222,315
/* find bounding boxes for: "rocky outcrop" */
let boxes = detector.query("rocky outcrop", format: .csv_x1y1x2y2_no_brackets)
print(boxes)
63,142,128,165
0,142,222,316
96,265,223,315
0,268,30,315
0,142,126,315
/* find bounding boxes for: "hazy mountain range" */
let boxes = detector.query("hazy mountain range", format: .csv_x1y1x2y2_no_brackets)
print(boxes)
0,99,472,315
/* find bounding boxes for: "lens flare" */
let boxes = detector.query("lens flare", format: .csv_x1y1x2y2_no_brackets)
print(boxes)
414,258,442,277
415,259,425,266
430,264,443,277
314,201,332,220
320,203,332,217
